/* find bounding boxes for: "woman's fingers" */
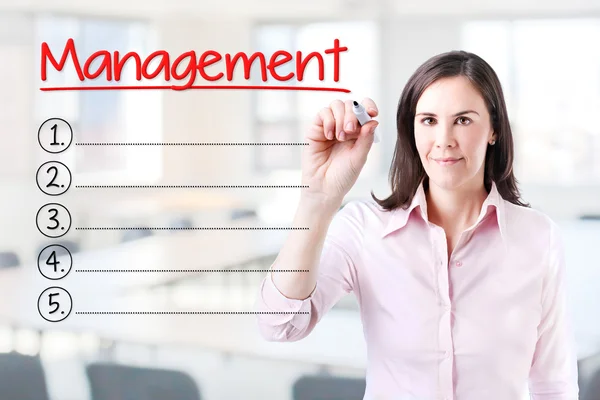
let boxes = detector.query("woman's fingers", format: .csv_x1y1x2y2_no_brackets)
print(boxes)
340,100,360,141
361,97,379,117
312,98,378,142
329,99,345,141
316,107,334,141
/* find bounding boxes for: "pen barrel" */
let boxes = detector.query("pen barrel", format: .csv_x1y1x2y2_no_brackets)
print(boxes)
353,105,371,125
353,103,379,143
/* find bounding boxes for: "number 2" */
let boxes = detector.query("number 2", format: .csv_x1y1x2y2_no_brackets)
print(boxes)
46,166,59,188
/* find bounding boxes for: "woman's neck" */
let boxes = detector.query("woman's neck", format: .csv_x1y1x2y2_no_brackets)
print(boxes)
425,179,489,232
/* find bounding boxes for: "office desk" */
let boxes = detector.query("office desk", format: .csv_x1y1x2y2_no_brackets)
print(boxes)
115,223,282,285
0,225,286,324
1,220,599,371
0,271,367,370
0,218,368,369
90,190,246,220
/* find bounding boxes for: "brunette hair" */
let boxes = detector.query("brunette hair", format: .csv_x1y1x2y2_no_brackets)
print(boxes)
372,50,529,210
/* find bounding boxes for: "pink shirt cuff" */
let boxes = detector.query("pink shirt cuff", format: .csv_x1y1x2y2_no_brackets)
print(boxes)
257,272,315,328
262,272,315,308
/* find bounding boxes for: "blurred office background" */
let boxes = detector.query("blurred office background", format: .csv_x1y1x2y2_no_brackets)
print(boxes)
0,0,600,399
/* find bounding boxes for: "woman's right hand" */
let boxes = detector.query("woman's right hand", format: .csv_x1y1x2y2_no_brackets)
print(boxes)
301,98,379,205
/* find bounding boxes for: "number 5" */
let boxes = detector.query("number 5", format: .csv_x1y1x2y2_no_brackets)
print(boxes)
48,292,60,314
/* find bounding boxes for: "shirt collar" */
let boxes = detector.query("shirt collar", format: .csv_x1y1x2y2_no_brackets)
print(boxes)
381,179,507,246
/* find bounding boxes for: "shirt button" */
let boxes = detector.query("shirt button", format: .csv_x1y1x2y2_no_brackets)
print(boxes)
444,350,451,358
455,261,463,267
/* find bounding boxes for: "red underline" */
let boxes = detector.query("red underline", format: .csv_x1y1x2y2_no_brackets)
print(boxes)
39,85,351,93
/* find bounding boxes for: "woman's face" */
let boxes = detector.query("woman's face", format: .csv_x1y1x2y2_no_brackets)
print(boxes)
413,76,497,191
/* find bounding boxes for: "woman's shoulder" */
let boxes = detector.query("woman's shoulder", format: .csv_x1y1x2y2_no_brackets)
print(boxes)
336,198,397,230
502,200,560,240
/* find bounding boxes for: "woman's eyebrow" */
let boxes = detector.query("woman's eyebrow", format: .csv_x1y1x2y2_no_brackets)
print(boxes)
415,110,480,117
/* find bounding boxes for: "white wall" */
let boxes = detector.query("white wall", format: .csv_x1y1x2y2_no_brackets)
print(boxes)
2,0,600,18
1,4,599,265
0,13,38,263
359,14,600,219
0,13,34,181
158,18,254,184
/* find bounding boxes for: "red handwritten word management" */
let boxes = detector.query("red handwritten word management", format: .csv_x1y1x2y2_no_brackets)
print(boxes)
40,38,350,92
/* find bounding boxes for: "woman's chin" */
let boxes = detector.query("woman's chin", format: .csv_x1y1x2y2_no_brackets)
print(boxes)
427,174,471,191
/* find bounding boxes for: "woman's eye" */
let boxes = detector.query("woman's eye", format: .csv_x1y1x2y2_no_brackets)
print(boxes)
420,117,471,125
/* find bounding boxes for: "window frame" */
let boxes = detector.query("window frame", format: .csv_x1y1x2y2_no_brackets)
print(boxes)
33,12,163,185
249,19,383,176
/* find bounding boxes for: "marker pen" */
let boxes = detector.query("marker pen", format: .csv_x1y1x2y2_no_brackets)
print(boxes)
352,101,380,143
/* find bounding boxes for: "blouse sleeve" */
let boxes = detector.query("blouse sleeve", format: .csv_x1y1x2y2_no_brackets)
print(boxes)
254,201,364,342
528,221,579,399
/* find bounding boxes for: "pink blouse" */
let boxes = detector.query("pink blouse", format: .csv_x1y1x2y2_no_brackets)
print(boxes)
255,181,579,399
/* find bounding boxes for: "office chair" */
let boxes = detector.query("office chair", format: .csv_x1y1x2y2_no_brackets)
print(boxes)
0,251,20,268
292,375,366,400
167,217,194,230
86,362,202,400
580,350,600,399
582,367,600,400
230,209,257,221
37,240,80,256
0,352,50,400
120,227,154,243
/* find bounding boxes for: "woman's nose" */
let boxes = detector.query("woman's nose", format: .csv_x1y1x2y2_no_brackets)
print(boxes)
434,125,456,148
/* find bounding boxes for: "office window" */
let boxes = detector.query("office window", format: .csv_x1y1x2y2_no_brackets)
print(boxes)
461,19,600,185
251,21,381,176
34,15,162,183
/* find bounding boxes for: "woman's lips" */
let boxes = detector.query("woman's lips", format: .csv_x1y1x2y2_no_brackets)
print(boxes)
434,158,462,166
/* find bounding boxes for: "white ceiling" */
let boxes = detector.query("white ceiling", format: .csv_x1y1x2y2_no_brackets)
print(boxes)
0,0,599,19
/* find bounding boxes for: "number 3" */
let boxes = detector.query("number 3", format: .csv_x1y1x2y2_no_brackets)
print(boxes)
47,208,60,230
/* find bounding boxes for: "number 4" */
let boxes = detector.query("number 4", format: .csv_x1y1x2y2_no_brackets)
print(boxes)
46,251,60,273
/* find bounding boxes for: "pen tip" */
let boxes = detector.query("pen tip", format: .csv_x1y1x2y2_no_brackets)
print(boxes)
353,101,358,107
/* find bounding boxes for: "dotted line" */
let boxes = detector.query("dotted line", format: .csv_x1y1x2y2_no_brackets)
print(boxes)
75,311,309,315
75,142,309,146
75,227,309,231
75,269,309,273
75,185,308,188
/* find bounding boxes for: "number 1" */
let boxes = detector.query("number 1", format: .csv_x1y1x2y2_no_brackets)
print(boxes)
50,124,58,146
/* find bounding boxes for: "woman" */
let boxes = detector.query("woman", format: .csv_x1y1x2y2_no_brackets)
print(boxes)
254,50,579,399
